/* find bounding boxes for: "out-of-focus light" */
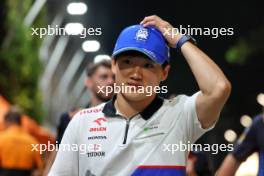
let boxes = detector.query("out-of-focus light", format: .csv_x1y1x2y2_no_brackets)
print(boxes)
82,40,100,52
94,55,111,63
65,23,84,35
240,115,252,128
224,129,237,143
235,152,258,176
257,93,264,107
67,2,87,15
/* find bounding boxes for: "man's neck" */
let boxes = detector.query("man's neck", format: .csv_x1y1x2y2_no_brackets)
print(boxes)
90,94,103,107
115,94,156,118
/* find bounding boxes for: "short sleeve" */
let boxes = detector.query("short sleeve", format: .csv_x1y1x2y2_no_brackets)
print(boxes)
183,91,215,143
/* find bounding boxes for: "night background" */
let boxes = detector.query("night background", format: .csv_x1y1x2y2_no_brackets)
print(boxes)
0,0,263,174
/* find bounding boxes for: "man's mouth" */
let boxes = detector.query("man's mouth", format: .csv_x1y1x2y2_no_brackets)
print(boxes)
126,82,143,87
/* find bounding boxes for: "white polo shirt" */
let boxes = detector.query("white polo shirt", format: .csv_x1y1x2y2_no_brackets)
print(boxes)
49,92,213,176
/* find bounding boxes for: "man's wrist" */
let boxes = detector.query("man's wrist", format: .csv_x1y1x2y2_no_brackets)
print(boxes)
175,35,197,52
173,33,182,47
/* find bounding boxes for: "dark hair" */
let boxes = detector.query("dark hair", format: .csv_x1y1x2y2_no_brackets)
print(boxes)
86,60,112,77
4,107,22,125
114,50,169,69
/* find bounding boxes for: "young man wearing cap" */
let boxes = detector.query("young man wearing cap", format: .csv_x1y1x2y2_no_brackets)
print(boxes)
49,15,231,176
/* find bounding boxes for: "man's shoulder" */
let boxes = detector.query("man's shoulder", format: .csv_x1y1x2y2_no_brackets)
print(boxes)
22,131,40,144
164,94,190,106
165,92,200,107
76,103,106,119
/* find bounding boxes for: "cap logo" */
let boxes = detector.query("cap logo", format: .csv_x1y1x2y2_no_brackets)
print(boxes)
135,28,148,41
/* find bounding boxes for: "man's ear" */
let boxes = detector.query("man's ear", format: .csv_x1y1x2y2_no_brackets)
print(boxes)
111,59,117,75
161,65,170,81
85,77,92,89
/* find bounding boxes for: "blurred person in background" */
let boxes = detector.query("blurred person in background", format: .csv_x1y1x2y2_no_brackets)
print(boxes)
0,107,43,176
218,95,264,176
0,95,55,146
43,59,115,175
56,107,80,145
186,151,212,176
56,59,115,145
84,59,115,108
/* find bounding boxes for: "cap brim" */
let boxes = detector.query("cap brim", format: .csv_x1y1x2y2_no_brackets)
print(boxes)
112,47,163,65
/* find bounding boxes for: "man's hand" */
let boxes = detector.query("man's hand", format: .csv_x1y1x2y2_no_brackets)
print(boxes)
140,15,181,48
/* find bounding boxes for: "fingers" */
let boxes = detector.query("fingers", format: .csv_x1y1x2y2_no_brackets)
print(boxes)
140,15,154,24
141,21,156,27
139,15,178,47
140,15,159,26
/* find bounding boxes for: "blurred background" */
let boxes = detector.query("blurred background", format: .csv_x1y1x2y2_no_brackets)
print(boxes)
0,0,263,175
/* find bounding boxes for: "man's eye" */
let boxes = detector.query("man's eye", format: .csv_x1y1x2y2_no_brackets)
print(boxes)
144,63,154,68
100,75,108,80
123,59,131,64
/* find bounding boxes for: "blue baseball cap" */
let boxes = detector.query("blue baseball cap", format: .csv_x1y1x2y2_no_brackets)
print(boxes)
112,25,170,65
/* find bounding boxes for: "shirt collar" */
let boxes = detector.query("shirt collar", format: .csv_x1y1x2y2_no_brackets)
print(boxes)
102,95,164,120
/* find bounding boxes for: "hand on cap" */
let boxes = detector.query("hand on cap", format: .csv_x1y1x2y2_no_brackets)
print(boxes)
140,15,181,48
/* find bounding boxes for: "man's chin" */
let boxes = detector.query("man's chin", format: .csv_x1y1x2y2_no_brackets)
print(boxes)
121,92,153,102
97,94,114,102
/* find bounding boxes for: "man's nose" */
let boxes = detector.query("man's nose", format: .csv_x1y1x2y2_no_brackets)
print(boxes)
107,76,115,85
130,66,143,80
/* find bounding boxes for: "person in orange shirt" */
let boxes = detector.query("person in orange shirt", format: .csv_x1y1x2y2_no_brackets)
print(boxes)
0,108,43,176
0,95,55,146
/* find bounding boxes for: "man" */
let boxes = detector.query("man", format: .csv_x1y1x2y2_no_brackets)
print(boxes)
0,107,43,176
0,95,55,146
85,59,115,107
43,60,114,175
57,59,115,144
49,15,231,176
217,113,264,175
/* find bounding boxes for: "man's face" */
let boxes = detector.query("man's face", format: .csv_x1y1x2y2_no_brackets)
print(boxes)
87,66,115,101
112,54,170,102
